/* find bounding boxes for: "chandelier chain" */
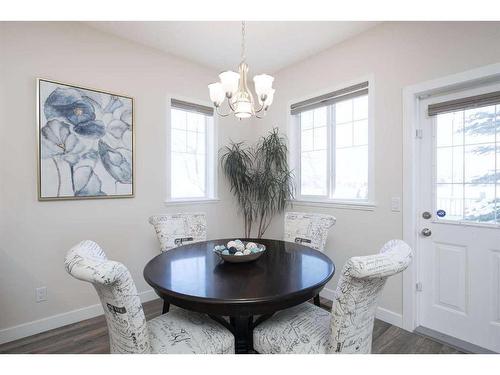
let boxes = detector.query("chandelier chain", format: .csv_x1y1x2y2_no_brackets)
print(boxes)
241,21,246,63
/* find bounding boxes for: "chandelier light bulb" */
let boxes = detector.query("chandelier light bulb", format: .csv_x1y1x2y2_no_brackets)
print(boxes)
264,88,275,106
219,71,240,96
259,88,275,106
208,82,225,106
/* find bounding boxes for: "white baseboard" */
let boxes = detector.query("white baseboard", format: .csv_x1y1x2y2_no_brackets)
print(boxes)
375,307,403,328
320,288,403,328
0,289,159,345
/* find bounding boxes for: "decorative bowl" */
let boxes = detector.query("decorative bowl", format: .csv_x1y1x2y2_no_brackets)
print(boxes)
213,240,266,263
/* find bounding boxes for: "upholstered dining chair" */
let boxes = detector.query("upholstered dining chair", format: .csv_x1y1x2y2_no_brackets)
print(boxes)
148,213,207,253
253,239,413,354
284,211,336,306
65,240,234,354
148,213,207,313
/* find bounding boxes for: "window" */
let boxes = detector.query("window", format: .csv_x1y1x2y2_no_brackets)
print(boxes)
434,104,499,223
299,107,328,196
169,99,216,201
291,81,371,203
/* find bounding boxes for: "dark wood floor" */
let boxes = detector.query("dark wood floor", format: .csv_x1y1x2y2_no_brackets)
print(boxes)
0,298,463,354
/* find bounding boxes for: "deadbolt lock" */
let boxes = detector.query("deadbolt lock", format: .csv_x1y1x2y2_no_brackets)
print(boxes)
422,211,432,219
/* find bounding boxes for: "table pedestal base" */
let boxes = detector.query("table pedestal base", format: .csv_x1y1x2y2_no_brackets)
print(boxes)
209,314,274,353
230,316,253,354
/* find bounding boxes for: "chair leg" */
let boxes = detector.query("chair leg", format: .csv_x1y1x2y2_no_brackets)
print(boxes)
162,301,170,314
313,294,321,307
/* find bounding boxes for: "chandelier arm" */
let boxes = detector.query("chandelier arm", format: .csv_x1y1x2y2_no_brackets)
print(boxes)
254,101,266,114
215,105,232,117
255,110,268,119
227,98,236,112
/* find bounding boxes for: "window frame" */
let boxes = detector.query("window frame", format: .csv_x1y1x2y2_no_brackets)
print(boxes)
288,77,376,209
165,96,218,204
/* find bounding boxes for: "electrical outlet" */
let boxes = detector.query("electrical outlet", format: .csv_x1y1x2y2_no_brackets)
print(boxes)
391,197,401,212
36,287,47,302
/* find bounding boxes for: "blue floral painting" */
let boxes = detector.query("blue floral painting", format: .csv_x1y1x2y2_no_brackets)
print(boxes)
38,79,134,200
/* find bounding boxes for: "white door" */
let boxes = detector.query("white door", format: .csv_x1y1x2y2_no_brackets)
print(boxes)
417,84,500,353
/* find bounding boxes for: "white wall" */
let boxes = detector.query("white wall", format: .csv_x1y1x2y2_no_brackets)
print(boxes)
0,22,255,338
259,21,500,317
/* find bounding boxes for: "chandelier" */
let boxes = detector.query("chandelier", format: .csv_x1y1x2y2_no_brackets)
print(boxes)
208,21,275,119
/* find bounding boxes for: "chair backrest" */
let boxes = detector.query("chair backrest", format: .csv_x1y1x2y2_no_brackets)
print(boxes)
148,213,207,253
284,212,336,251
328,239,413,354
64,240,151,354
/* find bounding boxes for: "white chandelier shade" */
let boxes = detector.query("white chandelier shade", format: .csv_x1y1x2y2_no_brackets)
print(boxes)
258,88,275,106
253,74,274,98
208,22,275,119
208,82,225,105
219,71,240,96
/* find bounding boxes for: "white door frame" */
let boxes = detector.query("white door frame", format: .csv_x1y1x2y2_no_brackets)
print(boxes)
401,63,500,332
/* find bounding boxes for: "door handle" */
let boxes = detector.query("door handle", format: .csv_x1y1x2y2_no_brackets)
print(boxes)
421,228,432,237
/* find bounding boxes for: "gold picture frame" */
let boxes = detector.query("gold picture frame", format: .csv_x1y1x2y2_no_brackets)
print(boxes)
37,78,135,201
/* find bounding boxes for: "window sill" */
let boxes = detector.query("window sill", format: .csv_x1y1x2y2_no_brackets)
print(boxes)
289,199,377,211
164,198,220,206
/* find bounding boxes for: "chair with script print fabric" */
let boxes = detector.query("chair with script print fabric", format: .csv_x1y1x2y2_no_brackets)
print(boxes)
284,211,336,306
148,213,207,253
65,240,234,354
148,213,207,313
253,240,413,354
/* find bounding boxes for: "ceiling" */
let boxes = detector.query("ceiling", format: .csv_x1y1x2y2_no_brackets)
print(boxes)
86,21,380,74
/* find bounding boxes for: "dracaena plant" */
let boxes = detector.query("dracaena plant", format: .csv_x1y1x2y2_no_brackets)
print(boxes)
220,128,295,238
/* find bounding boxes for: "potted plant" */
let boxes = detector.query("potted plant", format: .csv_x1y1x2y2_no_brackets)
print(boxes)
220,128,295,238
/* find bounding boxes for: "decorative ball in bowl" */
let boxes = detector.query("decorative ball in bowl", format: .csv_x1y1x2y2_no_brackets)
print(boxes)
213,240,266,263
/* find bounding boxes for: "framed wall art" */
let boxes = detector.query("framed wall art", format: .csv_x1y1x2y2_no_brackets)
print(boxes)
37,78,134,200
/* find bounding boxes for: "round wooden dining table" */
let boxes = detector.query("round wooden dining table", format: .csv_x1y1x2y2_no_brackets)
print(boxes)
143,238,335,353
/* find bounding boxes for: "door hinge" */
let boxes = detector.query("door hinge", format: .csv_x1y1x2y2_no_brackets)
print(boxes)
416,282,423,292
415,129,423,139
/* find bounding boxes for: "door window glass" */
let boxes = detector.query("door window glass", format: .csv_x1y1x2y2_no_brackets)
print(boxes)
435,105,499,223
